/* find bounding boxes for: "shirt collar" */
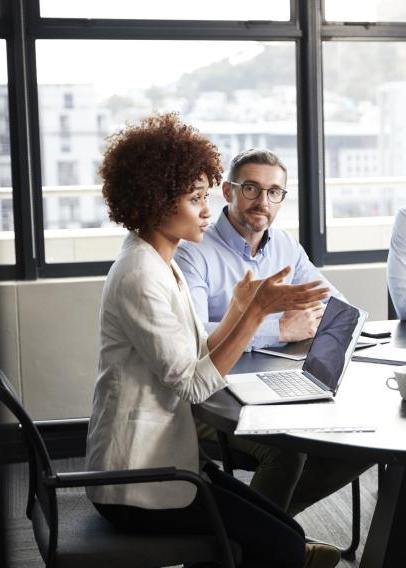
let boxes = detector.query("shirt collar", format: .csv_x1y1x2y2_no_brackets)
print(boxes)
214,206,271,258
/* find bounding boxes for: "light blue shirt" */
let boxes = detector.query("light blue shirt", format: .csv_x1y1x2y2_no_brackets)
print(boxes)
175,207,344,349
388,207,406,319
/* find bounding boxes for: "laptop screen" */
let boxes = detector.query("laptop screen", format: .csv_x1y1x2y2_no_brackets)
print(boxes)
302,297,363,392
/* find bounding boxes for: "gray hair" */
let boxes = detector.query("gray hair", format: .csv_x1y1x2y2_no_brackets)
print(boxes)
227,148,287,183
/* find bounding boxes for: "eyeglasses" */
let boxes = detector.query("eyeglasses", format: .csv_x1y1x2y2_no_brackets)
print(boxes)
230,181,287,204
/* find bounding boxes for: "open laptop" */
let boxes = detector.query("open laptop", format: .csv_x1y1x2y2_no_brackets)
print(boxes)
227,297,367,405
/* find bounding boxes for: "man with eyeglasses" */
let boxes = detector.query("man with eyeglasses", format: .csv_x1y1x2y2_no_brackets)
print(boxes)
176,148,344,351
175,148,369,516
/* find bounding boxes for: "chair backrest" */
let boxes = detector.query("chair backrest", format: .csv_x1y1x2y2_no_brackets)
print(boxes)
0,370,58,565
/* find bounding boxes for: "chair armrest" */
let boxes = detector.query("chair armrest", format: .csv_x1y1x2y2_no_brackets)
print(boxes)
45,467,235,568
45,467,177,488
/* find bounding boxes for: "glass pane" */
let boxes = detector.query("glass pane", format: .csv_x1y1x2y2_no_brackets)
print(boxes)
36,39,297,263
0,41,15,265
325,0,406,22
40,0,290,21
323,42,406,252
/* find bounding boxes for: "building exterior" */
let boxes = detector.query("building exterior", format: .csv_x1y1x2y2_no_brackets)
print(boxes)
1,81,406,231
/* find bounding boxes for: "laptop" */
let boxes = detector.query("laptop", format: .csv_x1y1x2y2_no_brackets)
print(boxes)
227,297,367,405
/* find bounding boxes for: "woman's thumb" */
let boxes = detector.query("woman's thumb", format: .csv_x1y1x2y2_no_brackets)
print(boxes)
268,266,291,283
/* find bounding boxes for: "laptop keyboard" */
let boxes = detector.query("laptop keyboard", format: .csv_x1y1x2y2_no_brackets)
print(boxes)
257,371,323,397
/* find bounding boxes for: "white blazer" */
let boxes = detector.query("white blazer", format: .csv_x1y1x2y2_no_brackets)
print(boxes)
86,233,225,509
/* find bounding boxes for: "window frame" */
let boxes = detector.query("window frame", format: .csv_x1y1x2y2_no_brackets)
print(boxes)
319,0,406,264
2,0,406,279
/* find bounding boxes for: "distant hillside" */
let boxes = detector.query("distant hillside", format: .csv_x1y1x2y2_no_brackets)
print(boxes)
174,41,406,104
175,44,294,100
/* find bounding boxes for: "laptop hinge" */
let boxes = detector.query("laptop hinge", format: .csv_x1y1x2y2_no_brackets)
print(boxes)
302,371,331,392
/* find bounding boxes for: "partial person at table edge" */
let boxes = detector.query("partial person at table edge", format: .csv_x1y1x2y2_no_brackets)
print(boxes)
388,206,406,319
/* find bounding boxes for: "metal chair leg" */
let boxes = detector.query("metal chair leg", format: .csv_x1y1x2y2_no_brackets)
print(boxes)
216,430,235,476
378,463,385,493
340,477,361,560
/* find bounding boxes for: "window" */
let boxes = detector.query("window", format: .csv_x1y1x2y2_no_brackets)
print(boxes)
64,92,74,108
325,0,406,22
57,161,78,185
0,40,15,265
3,1,406,279
40,0,290,21
36,40,298,263
323,42,406,252
60,115,70,131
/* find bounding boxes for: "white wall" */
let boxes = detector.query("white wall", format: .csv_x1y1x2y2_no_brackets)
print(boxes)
0,264,389,421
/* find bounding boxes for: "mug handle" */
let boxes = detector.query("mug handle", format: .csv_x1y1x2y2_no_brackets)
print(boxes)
386,377,400,391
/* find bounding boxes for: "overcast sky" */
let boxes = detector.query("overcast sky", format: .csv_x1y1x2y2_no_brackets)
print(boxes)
0,38,267,96
1,1,403,88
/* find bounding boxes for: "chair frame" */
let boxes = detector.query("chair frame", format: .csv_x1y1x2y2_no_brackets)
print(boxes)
0,370,236,568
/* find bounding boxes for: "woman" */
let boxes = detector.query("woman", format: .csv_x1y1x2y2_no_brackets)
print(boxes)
86,113,337,567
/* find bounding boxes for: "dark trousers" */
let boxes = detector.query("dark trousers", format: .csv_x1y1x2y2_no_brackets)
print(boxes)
197,420,371,515
94,463,305,568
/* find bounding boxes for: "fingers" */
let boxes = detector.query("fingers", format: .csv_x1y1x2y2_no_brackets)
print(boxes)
313,304,326,319
290,279,329,292
288,287,329,309
267,266,291,284
242,270,254,284
307,301,324,310
285,301,322,313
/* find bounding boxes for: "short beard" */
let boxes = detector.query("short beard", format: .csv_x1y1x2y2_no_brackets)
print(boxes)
238,210,271,233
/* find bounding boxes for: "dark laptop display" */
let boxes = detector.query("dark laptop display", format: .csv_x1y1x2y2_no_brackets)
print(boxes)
226,297,367,405
303,297,361,392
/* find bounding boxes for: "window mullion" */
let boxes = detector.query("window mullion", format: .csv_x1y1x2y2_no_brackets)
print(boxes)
296,0,326,266
7,0,38,278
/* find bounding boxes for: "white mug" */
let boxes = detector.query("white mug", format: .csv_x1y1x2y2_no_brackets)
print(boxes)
386,366,406,400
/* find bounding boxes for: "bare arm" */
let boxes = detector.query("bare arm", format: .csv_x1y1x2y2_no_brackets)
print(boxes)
208,267,329,377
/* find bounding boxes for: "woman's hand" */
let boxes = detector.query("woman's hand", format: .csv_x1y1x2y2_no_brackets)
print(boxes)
232,270,264,313
253,266,329,315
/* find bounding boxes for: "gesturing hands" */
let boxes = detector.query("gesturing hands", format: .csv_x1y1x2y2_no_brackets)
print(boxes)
253,267,329,315
232,270,263,313
233,266,329,320
279,303,326,342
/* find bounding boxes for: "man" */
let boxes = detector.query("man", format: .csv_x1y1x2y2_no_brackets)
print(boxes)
176,148,344,349
175,148,370,515
388,206,406,319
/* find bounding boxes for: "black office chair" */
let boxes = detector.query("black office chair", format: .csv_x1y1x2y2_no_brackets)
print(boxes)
200,431,360,560
0,370,239,568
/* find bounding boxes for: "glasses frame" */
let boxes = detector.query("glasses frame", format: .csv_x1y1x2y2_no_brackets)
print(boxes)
230,181,288,204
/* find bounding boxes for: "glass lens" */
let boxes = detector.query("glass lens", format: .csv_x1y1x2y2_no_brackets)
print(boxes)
0,40,15,265
242,184,260,199
323,42,406,252
36,40,298,262
268,189,284,202
40,0,290,21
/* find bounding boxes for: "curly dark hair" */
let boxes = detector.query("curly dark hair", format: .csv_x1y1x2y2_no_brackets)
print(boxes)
100,112,223,231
